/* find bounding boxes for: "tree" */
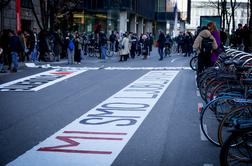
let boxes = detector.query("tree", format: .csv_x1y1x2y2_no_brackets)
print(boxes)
205,0,241,32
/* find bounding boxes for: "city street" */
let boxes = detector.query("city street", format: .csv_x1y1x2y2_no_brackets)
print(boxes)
0,50,220,166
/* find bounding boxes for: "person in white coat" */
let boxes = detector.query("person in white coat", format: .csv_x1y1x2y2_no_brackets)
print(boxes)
119,33,130,61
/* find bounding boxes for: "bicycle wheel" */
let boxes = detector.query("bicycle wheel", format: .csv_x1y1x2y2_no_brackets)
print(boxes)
200,96,238,146
189,56,198,71
220,130,252,166
218,105,252,146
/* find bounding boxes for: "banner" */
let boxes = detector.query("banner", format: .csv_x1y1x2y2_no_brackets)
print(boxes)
16,0,21,32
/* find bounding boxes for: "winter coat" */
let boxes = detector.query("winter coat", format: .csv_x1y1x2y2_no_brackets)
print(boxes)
120,37,130,55
211,30,222,63
193,29,218,54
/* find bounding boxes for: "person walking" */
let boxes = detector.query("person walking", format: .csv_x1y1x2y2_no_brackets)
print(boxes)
193,26,218,74
157,30,166,61
8,30,22,72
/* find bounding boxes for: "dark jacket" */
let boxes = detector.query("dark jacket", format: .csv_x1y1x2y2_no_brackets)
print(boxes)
157,32,166,48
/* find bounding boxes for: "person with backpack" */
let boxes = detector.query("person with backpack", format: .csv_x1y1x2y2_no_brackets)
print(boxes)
193,26,218,74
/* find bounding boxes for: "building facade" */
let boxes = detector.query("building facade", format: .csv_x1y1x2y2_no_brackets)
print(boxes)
187,0,249,33
0,0,41,32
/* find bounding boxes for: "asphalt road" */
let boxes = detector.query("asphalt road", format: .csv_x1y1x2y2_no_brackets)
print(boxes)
0,51,220,166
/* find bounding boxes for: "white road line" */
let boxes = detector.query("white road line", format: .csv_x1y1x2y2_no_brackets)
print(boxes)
203,164,213,166
7,70,179,166
200,124,208,141
0,69,87,91
196,90,200,97
104,67,191,70
198,103,203,113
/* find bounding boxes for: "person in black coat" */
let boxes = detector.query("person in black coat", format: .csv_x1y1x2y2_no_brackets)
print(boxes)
157,30,166,61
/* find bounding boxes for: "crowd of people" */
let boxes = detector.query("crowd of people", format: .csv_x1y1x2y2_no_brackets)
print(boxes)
0,22,250,73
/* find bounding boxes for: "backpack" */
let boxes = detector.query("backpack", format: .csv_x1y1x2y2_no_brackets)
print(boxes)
68,39,74,51
200,36,213,54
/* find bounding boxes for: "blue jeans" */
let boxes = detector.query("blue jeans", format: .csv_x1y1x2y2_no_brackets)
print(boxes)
11,52,19,70
31,48,37,61
101,46,107,60
158,47,164,59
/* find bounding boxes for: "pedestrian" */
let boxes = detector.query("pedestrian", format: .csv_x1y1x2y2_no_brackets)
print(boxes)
142,34,149,60
74,32,81,64
184,31,194,57
66,33,75,65
193,26,218,74
38,30,49,61
17,31,25,62
176,32,184,54
0,30,10,71
0,42,5,73
119,33,130,62
8,30,22,72
31,28,38,62
157,29,166,61
148,33,154,55
109,31,116,52
242,24,250,53
235,23,243,50
99,31,108,60
130,33,137,59
207,21,223,65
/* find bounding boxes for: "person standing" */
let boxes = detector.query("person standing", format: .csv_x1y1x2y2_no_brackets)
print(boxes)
184,31,194,57
235,23,243,49
66,33,75,65
74,32,81,64
207,22,223,65
8,30,22,72
119,33,130,61
99,31,108,60
157,30,166,61
142,34,149,60
242,24,250,53
31,28,38,62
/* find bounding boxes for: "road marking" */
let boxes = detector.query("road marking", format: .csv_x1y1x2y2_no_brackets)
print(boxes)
24,63,191,70
198,103,203,113
0,68,87,91
203,164,213,166
7,70,179,166
104,67,191,70
200,124,208,141
196,90,200,97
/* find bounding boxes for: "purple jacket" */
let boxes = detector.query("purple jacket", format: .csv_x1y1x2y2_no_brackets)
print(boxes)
211,30,222,63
